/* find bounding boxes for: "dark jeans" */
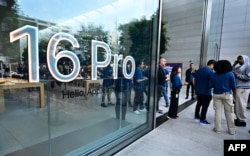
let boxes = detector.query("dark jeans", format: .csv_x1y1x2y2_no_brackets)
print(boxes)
186,82,194,98
133,87,144,111
157,85,163,111
194,93,212,121
115,89,128,120
168,90,179,118
127,86,132,106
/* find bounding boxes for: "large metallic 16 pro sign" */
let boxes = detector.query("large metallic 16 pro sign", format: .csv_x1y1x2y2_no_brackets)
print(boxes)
10,25,136,83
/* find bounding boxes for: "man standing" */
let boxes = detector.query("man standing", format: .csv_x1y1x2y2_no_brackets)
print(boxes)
157,58,168,114
233,55,250,127
193,59,217,125
133,61,148,114
185,63,196,100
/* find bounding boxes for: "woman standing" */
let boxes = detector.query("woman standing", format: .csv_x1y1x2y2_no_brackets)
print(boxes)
209,60,236,135
168,66,184,119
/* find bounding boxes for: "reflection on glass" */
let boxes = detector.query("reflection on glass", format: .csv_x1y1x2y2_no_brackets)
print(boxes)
0,0,158,155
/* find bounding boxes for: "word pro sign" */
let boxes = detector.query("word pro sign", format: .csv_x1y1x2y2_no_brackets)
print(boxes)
10,25,136,83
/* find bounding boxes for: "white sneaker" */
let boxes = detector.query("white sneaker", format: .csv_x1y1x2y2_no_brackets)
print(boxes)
194,118,200,123
139,108,147,112
134,110,140,115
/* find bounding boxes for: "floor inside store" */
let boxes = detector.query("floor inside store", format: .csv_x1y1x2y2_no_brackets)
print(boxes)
0,82,150,155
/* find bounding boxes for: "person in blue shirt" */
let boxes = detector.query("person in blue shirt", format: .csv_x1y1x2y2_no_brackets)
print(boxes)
168,66,184,119
101,63,114,107
133,61,148,114
209,60,236,135
193,59,217,125
185,63,196,100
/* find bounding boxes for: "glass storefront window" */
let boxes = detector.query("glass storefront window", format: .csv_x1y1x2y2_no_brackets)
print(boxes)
0,0,160,155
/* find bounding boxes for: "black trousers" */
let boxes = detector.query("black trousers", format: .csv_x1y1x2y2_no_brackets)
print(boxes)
115,89,128,120
157,85,163,111
186,82,194,98
168,90,179,118
133,87,144,111
194,93,212,120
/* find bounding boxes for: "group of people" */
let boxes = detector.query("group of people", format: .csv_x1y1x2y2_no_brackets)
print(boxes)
100,60,149,120
195,55,250,135
158,55,250,135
